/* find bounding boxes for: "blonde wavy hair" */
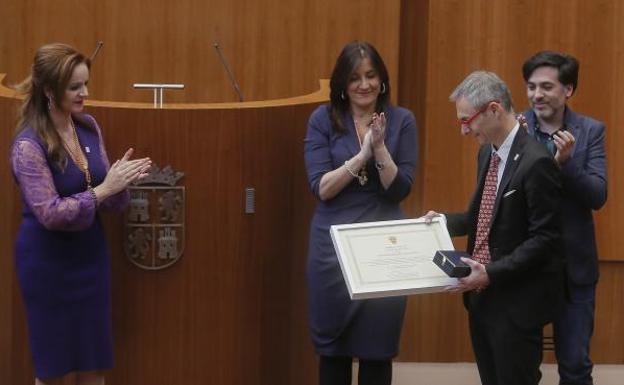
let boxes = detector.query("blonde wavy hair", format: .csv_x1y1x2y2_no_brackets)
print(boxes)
15,43,93,169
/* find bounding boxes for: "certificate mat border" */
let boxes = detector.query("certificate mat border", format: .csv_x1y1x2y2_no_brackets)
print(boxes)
330,217,458,299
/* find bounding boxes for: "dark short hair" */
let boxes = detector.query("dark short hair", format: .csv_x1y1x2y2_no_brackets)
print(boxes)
522,51,579,93
329,41,390,133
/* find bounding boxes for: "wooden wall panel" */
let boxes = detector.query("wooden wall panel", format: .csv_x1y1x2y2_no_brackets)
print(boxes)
0,0,401,104
397,0,428,219
397,0,624,363
2,0,624,379
99,105,323,385
0,95,35,385
0,100,10,382
0,97,17,384
0,79,325,384
419,0,622,260
593,262,624,362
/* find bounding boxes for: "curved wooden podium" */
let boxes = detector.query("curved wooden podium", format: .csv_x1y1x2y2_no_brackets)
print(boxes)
0,75,326,385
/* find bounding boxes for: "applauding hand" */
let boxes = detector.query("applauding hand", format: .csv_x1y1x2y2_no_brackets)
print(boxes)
553,130,576,165
370,112,387,150
94,148,151,200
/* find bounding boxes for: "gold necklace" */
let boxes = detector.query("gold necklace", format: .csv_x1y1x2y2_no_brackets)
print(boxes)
63,120,92,188
352,118,369,186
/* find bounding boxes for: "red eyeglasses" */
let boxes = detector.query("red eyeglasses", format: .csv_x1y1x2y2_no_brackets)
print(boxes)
458,100,499,127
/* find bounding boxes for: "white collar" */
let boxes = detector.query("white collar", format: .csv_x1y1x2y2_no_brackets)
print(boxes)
491,122,519,162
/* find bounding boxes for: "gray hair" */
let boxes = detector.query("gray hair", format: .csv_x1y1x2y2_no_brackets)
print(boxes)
449,71,514,112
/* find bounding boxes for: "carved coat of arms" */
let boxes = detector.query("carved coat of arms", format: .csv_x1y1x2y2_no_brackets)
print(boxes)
124,164,185,270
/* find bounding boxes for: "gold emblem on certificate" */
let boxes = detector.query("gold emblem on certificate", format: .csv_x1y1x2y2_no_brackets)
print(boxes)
330,218,458,299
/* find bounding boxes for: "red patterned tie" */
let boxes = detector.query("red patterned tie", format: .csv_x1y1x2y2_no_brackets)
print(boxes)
472,153,500,265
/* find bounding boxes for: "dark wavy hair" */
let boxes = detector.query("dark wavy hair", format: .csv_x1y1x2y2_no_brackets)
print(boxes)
329,41,390,133
15,43,93,169
522,50,579,95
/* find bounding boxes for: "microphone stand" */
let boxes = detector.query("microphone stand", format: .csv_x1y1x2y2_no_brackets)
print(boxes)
90,41,104,62
213,42,244,102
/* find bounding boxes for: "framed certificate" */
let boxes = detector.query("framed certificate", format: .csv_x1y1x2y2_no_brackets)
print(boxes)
330,217,458,299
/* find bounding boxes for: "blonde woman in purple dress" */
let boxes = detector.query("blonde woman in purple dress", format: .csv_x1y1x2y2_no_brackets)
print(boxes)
10,43,151,385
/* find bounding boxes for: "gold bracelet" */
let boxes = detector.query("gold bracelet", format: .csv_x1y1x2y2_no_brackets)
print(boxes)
344,160,359,178
87,186,99,207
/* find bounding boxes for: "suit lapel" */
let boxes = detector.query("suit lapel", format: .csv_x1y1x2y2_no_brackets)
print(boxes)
563,108,581,158
491,128,527,222
523,110,538,136
476,146,490,189
470,146,491,221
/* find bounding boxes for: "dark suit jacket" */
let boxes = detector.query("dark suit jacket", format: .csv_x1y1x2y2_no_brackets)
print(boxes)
522,108,608,286
447,127,564,328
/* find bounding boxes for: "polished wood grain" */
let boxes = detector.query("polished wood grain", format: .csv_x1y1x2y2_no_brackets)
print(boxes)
0,93,34,385
418,0,621,262
0,99,10,383
396,0,428,219
0,0,401,104
97,101,322,385
0,96,20,385
2,1,624,383
593,262,624,362
397,0,624,364
0,78,324,385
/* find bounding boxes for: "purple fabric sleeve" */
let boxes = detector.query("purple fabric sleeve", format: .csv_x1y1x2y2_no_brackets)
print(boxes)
11,139,97,231
89,115,130,212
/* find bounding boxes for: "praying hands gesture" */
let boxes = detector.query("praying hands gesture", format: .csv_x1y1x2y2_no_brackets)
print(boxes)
370,112,387,150
359,128,375,161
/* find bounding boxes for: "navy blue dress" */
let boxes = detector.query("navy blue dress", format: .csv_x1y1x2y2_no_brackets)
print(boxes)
10,115,129,379
304,104,418,359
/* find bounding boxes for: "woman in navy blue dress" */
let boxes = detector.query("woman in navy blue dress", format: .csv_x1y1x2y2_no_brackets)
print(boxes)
10,43,151,385
304,41,418,385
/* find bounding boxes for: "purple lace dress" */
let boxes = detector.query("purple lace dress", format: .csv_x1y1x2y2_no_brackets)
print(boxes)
10,114,128,379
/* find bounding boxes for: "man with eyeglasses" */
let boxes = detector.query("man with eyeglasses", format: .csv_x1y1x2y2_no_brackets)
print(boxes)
521,51,607,385
425,71,565,385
